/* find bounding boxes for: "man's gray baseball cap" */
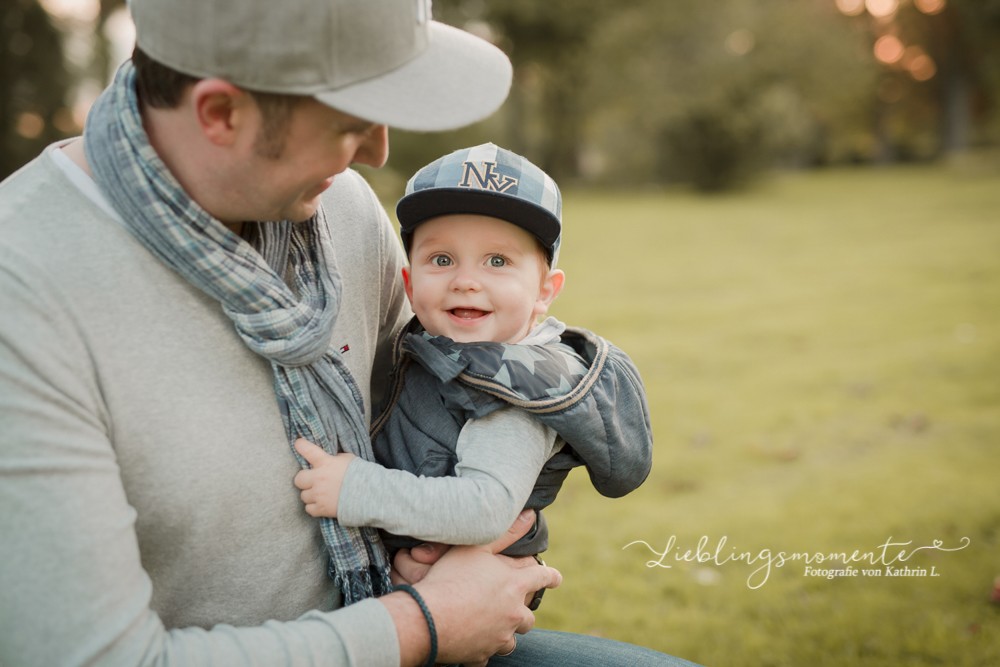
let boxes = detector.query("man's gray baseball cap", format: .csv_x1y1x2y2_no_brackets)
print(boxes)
127,0,512,131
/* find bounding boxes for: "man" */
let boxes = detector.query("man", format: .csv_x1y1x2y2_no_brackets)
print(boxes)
0,1,697,665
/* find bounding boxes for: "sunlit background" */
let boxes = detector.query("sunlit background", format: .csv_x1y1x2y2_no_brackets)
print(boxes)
2,0,999,189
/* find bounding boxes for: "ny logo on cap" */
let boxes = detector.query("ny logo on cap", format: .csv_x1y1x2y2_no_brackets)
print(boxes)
459,161,518,193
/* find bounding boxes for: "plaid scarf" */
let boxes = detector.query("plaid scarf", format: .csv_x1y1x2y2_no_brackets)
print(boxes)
83,61,391,604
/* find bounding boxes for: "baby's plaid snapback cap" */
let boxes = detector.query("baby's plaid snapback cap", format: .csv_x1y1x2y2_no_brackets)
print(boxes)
396,143,562,267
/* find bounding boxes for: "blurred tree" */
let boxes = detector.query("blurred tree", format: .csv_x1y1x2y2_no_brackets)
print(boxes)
842,0,1000,160
96,0,126,80
374,0,606,199
477,0,626,181
387,0,627,184
658,92,769,192
1,0,72,181
923,0,1000,150
584,0,876,189
384,0,882,192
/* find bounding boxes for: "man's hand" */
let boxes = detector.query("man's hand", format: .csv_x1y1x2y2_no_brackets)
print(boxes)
292,438,356,518
381,510,562,667
392,517,545,609
391,542,449,588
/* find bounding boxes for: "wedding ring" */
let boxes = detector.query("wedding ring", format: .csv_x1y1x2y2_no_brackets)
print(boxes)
496,636,517,657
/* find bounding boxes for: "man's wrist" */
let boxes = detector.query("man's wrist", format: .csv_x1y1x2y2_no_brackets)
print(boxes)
379,589,433,667
393,585,437,667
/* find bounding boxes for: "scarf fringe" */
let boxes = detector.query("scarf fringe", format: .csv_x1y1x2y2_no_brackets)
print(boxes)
333,563,394,605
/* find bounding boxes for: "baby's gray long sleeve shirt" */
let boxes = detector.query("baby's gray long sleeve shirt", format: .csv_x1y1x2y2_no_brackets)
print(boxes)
340,405,561,544
337,318,565,545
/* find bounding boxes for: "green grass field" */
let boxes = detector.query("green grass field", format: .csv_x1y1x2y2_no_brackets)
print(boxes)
530,167,1000,666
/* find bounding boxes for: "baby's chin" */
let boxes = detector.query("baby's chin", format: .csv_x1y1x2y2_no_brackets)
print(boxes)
423,319,533,345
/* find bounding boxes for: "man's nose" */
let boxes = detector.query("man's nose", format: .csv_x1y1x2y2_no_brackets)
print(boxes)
352,124,389,169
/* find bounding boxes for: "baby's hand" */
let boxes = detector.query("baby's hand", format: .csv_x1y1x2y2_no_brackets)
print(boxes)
293,438,357,518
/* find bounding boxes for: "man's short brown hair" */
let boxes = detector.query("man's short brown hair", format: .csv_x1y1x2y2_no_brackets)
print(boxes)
131,47,302,159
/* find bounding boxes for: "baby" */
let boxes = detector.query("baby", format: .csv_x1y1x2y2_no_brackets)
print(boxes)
294,144,653,570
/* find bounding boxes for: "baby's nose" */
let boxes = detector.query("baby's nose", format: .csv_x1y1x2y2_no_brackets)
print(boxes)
450,272,481,291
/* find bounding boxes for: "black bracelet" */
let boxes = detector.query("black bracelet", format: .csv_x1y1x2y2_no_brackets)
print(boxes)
394,584,438,667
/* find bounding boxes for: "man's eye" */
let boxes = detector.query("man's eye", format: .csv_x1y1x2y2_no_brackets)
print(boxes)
489,256,506,268
432,255,452,267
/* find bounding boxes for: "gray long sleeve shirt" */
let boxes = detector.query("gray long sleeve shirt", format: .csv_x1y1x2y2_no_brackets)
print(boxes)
339,312,564,546
342,407,559,544
0,143,412,666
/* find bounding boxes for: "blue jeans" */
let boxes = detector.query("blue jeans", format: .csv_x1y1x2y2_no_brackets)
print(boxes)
486,629,703,666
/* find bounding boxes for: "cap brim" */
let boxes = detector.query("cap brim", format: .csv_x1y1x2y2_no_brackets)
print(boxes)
397,187,560,262
314,22,512,132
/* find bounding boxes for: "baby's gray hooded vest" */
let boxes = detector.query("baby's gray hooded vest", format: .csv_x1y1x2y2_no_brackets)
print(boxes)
370,318,653,556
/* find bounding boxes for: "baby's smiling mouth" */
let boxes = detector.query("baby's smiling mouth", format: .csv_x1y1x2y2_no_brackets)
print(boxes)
449,308,489,320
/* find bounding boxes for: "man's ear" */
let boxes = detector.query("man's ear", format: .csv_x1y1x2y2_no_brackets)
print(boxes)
401,266,414,304
190,79,253,148
534,269,565,317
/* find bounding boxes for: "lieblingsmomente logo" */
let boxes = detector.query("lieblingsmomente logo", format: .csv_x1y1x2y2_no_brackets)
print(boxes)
623,536,971,589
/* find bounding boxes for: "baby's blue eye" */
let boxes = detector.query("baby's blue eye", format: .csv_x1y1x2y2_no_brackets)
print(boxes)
489,256,506,268
432,255,452,267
